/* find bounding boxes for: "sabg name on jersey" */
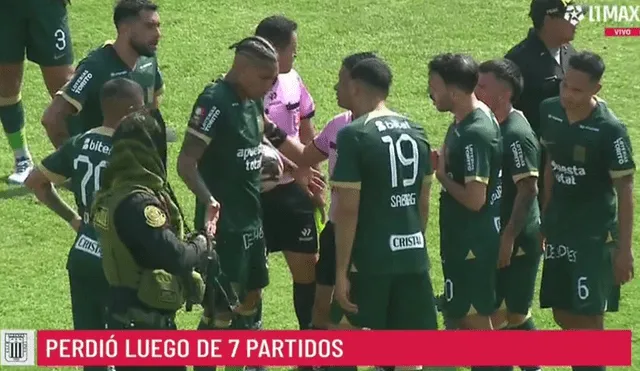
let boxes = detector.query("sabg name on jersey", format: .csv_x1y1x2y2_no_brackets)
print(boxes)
237,146,262,171
82,138,111,155
551,160,586,185
71,70,92,95
374,119,411,132
390,192,416,208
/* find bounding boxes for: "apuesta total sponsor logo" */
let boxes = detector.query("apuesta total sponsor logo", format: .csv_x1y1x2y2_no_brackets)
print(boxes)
563,4,640,37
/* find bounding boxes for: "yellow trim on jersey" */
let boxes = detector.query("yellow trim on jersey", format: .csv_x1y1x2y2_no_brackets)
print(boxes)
330,181,361,190
464,176,489,184
59,91,83,113
362,108,405,124
423,173,435,184
610,168,635,179
38,164,69,185
186,127,212,145
87,126,115,137
103,40,115,46
512,170,539,183
155,86,165,96
0,94,21,106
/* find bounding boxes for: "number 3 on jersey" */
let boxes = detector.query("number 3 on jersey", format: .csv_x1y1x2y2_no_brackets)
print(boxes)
382,134,419,188
73,155,107,207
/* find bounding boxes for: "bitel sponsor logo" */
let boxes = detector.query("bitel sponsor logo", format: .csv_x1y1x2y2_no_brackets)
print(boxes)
564,4,640,37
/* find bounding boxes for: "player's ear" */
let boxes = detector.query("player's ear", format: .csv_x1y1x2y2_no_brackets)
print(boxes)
593,83,602,96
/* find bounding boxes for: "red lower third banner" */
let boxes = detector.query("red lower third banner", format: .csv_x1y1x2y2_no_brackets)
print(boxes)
37,330,631,367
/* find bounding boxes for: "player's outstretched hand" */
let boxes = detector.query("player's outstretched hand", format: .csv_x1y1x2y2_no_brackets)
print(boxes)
294,166,326,197
614,248,634,285
335,273,358,313
205,197,221,238
498,233,514,268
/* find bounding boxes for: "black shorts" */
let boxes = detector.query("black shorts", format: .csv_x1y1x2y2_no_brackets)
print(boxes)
262,182,318,254
316,221,336,286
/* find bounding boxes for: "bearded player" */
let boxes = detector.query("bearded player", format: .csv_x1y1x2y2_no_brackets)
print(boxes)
329,58,437,371
25,78,144,371
177,36,321,371
475,59,542,371
539,51,634,371
42,0,173,150
0,0,75,184
428,53,502,341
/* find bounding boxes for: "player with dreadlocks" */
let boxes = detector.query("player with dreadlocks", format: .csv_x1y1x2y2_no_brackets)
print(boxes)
177,36,323,371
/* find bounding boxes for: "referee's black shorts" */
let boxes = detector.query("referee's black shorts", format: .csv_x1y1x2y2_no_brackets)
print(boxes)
261,182,318,254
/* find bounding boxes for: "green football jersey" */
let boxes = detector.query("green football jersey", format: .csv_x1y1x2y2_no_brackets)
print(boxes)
330,109,433,275
188,79,265,233
540,97,636,235
40,126,114,276
57,42,164,134
500,109,541,236
440,104,503,246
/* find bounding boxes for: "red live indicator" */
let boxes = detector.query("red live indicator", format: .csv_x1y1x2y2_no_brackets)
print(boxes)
604,27,640,37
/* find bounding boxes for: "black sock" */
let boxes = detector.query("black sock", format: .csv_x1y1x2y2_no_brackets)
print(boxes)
293,282,315,330
507,318,539,371
572,367,605,371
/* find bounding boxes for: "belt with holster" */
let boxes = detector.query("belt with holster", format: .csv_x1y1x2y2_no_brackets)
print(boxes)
111,307,176,329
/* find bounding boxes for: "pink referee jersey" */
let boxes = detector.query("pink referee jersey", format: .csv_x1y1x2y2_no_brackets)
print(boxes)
264,69,315,140
312,111,353,221
264,69,315,185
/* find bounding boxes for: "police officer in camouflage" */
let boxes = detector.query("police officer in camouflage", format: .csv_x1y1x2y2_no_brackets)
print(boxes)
92,112,212,371
41,0,175,150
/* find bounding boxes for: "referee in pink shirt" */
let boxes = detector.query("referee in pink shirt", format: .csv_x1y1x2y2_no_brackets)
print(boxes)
254,15,320,340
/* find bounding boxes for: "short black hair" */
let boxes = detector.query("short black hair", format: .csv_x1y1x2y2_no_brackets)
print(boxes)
350,58,392,96
113,0,158,27
428,53,478,94
568,51,605,82
478,59,524,104
342,52,378,72
229,36,278,65
100,78,144,105
254,15,297,50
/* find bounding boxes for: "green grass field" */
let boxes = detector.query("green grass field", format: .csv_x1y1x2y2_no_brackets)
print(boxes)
0,0,639,370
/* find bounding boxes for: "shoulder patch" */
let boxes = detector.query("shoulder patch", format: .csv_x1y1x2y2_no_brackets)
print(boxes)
144,205,167,228
93,206,109,230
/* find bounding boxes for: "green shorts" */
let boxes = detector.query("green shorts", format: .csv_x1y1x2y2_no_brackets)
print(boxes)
496,232,542,315
330,271,437,330
0,0,74,66
215,227,269,291
539,228,617,315
442,253,498,319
